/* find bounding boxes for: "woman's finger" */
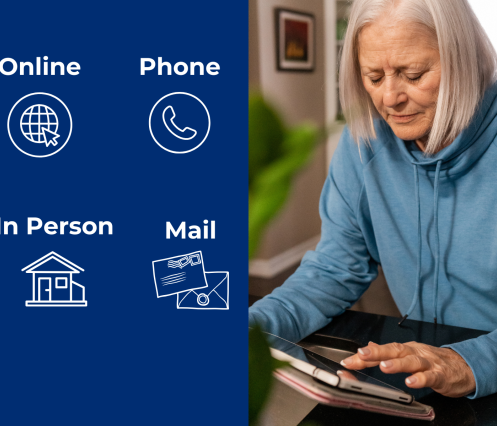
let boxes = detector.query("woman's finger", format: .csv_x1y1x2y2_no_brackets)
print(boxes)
379,354,432,374
405,370,444,390
357,342,414,362
337,370,358,381
340,353,379,369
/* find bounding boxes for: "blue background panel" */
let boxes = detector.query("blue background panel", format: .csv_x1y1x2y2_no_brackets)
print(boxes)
0,1,247,424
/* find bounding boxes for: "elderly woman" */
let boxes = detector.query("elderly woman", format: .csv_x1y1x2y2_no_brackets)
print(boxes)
249,0,497,399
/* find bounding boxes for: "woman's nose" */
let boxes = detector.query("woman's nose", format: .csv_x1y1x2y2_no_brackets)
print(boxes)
383,78,408,107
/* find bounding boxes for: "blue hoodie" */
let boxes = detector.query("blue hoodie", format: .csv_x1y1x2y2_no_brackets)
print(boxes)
249,82,497,398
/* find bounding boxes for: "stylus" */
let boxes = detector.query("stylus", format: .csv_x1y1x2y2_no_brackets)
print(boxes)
270,348,339,387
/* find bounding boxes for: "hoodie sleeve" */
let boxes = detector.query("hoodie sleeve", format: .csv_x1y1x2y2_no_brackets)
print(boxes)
249,128,379,343
444,331,497,398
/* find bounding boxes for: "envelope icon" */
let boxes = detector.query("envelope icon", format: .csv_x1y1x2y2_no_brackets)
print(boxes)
177,271,229,310
153,251,208,298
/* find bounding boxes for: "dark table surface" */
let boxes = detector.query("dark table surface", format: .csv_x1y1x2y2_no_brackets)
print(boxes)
297,310,497,426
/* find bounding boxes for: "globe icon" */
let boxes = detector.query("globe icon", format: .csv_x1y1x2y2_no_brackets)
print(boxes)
20,104,58,144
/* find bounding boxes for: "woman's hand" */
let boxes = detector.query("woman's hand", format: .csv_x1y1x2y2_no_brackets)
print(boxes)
340,341,476,398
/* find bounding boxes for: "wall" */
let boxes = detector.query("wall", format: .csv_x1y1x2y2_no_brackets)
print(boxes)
249,0,400,317
249,0,328,262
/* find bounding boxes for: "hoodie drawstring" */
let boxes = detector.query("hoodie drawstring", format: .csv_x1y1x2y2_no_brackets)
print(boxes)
399,165,422,325
399,160,443,326
432,160,442,324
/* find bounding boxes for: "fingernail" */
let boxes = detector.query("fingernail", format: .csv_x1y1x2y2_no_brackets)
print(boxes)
340,358,349,366
337,370,343,375
406,377,417,385
380,360,393,368
358,347,371,356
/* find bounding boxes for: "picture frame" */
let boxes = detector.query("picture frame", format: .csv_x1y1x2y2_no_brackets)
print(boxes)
275,8,315,72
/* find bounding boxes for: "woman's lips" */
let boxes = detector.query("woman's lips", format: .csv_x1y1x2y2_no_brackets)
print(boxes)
390,113,418,123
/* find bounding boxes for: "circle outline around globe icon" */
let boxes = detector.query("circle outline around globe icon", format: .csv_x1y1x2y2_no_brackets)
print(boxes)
149,92,210,154
8,92,72,158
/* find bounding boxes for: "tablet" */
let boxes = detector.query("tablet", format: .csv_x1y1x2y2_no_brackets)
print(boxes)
264,331,413,404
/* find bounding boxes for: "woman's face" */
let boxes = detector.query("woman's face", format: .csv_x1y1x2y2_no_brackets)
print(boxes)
358,20,441,147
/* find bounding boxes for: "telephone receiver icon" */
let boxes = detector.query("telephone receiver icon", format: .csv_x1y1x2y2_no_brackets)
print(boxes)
162,106,197,140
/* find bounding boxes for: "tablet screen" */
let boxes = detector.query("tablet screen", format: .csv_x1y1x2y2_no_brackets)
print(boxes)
263,330,402,392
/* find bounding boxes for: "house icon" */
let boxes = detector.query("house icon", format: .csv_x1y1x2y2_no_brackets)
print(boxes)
23,251,87,307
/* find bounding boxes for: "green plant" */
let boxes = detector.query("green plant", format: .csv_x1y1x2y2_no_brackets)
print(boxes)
248,326,288,426
248,94,320,258
248,326,321,426
336,18,348,40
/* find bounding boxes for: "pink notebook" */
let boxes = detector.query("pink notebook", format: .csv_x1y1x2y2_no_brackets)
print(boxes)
275,367,435,421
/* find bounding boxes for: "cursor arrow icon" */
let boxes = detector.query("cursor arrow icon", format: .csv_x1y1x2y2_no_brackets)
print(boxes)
41,127,60,147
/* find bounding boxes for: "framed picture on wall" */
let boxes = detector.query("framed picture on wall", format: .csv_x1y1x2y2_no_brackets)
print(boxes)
275,8,315,72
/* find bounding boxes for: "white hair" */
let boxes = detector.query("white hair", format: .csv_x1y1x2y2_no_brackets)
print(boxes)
339,0,497,154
